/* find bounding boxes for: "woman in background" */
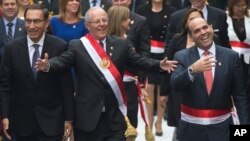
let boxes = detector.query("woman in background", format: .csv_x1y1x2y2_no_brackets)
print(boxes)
17,0,33,20
227,0,250,78
50,0,88,42
137,0,176,136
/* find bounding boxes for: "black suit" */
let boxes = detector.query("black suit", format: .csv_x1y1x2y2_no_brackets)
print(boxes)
171,45,249,141
47,35,160,140
0,34,74,137
168,0,191,10
34,0,59,15
167,5,231,48
81,0,111,15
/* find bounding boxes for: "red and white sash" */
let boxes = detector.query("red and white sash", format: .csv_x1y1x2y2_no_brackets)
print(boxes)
150,40,165,54
80,34,127,116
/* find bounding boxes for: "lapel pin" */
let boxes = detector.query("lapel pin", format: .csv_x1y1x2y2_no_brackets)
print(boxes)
109,53,113,56
73,25,76,28
19,28,22,31
164,15,167,19
110,46,113,50
130,20,134,25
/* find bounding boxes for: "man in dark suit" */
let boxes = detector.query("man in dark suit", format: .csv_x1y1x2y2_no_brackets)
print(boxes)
80,0,112,16
35,7,177,141
0,0,26,61
171,17,249,141
167,0,231,48
33,0,59,15
0,4,74,141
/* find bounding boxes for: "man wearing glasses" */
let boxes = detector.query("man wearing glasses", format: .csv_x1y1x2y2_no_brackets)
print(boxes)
0,4,74,141
35,7,177,141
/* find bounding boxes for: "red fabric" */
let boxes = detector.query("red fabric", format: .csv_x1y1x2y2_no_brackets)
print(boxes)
203,51,213,95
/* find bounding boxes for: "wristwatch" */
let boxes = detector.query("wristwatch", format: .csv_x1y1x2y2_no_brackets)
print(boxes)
188,66,194,76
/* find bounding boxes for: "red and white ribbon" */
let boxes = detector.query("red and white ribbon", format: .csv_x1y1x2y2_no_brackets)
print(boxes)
150,40,165,54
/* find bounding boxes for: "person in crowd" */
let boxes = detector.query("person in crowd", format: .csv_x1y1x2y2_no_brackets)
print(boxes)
227,0,250,78
107,5,130,39
33,0,59,15
0,4,74,141
35,7,177,141
167,0,231,48
168,0,190,10
107,5,154,141
0,0,26,61
17,0,33,20
136,0,176,136
111,1,151,139
50,0,88,42
80,0,112,16
161,8,221,141
171,17,250,141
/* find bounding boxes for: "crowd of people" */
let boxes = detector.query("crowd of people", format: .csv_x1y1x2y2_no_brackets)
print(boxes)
0,0,250,141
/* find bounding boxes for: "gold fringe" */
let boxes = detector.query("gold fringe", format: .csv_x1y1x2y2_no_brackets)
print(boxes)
145,126,155,141
124,116,137,137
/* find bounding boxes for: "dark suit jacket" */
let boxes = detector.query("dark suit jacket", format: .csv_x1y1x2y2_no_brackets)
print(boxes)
0,18,26,60
207,0,228,10
48,35,160,132
168,0,191,10
171,45,249,124
81,0,112,16
0,34,74,136
171,45,249,140
167,5,231,48
34,0,59,15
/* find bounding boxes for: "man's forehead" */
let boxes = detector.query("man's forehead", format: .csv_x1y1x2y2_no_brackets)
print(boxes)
189,18,207,30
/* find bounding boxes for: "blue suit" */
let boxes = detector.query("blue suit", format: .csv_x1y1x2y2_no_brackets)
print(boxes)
0,18,26,60
171,45,249,141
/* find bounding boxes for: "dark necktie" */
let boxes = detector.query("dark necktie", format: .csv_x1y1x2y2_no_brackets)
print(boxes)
203,51,213,95
99,41,104,48
32,44,40,78
92,0,97,7
7,22,13,41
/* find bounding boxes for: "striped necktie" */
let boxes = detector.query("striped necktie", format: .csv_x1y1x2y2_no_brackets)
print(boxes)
7,22,13,41
32,44,40,78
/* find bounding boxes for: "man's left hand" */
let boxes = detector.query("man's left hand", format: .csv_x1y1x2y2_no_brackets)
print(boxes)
160,57,178,73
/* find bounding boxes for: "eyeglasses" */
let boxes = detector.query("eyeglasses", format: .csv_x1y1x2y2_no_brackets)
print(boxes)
25,19,45,25
88,19,109,25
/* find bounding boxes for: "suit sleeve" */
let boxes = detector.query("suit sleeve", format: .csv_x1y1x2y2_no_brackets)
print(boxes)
231,52,250,124
170,52,193,91
0,44,12,118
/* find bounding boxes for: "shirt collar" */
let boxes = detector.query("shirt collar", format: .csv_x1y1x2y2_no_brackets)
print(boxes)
27,33,46,48
197,42,216,57
3,17,17,26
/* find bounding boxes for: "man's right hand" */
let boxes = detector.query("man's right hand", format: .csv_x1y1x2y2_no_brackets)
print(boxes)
35,53,49,71
191,55,217,73
2,118,11,140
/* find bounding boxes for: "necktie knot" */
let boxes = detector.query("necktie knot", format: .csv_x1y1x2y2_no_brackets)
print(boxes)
99,41,104,48
92,0,97,7
33,44,40,50
7,22,13,27
204,50,210,56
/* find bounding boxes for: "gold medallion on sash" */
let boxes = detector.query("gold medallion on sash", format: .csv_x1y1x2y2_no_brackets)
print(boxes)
100,58,110,69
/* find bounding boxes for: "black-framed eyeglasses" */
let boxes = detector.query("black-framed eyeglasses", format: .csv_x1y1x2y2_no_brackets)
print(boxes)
25,19,46,25
88,19,109,25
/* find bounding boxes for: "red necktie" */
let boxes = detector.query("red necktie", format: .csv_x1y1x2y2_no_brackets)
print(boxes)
203,51,213,95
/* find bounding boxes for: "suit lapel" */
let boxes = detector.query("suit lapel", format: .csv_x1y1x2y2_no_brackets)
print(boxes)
18,38,35,81
14,19,25,38
190,47,207,92
210,46,223,95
